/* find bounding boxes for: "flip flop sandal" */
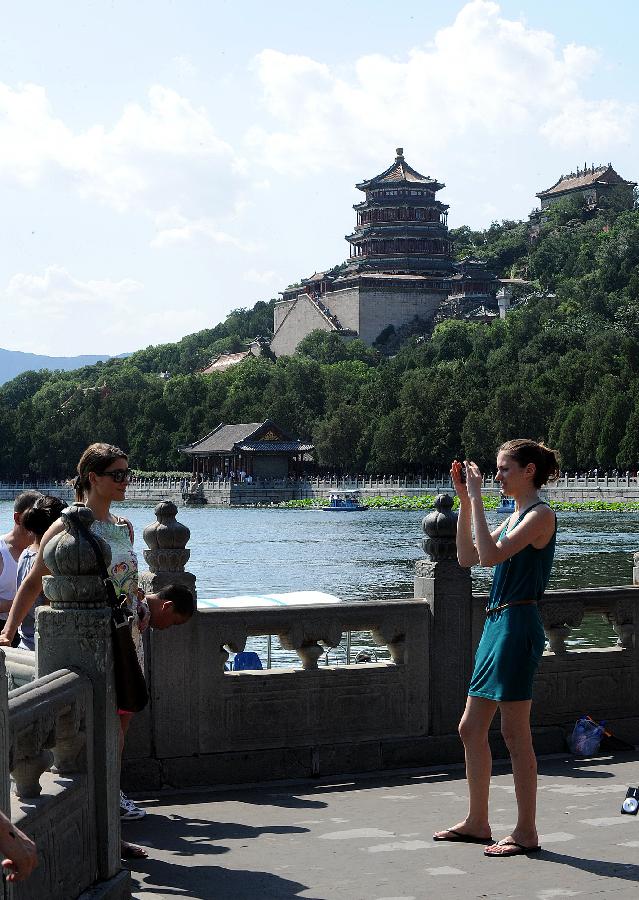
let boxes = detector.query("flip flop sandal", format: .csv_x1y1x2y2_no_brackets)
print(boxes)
433,828,493,844
484,839,542,857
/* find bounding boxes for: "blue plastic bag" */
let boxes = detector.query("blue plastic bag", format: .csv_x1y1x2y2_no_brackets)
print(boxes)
570,716,605,756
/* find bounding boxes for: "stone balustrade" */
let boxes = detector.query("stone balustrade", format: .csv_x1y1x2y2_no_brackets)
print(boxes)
1,502,129,899
4,492,639,891
122,493,639,791
2,645,36,690
8,668,91,799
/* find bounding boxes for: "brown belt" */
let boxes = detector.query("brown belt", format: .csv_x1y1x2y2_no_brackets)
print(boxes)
485,599,538,616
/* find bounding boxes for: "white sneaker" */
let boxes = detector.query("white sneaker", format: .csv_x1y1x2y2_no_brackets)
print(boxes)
120,790,146,820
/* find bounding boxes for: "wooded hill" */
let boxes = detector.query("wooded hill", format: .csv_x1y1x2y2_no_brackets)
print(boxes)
1,194,638,478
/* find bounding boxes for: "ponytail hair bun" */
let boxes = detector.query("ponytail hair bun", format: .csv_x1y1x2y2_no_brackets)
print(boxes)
498,439,560,488
22,495,68,538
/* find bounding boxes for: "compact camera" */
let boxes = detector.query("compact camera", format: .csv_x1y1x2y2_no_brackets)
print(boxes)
621,786,639,815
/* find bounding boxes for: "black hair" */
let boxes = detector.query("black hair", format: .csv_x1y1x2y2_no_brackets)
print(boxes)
156,584,195,619
22,495,68,537
71,442,128,501
14,490,43,515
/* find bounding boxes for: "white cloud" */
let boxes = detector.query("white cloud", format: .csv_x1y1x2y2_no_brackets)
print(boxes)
173,55,198,78
541,99,633,149
150,209,256,250
245,0,636,176
243,268,278,285
1,265,201,355
0,82,234,214
5,265,141,317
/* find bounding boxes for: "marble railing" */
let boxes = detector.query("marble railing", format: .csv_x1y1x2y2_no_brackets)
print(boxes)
8,668,91,801
0,659,103,900
124,597,430,786
2,646,36,690
119,495,639,789
471,586,639,655
1,502,130,899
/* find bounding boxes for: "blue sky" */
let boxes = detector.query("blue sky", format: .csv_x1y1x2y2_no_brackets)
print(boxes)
1,0,637,356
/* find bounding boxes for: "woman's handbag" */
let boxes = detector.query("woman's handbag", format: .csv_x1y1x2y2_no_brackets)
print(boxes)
75,519,149,713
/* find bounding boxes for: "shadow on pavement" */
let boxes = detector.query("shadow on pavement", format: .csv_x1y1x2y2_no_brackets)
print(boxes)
124,813,310,857
130,860,317,900
140,789,328,811
541,849,639,882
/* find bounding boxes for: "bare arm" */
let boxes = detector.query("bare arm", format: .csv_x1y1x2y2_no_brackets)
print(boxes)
465,462,555,566
452,460,506,566
0,521,63,645
0,811,38,883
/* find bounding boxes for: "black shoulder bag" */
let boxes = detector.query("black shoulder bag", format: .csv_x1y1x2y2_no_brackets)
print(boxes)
75,519,149,713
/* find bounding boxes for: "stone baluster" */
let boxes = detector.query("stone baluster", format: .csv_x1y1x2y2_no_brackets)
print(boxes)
12,730,53,798
370,622,406,664
539,600,584,654
36,502,122,882
53,701,87,774
607,596,638,650
279,621,343,670
140,501,196,598
414,493,472,736
0,652,9,818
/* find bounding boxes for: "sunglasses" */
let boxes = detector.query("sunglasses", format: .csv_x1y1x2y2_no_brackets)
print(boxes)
99,468,135,484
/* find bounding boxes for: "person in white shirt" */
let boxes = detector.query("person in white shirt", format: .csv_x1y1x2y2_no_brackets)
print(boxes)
0,491,41,641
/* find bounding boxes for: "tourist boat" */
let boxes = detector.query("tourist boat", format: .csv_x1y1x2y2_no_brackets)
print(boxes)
497,495,516,512
323,490,368,511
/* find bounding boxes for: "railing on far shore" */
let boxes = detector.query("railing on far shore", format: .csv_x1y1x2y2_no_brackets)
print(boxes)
3,471,639,505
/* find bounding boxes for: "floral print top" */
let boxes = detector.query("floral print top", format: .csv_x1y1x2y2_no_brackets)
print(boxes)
90,517,144,663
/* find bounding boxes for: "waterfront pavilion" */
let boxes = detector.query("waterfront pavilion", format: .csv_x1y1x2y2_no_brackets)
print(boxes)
180,419,314,479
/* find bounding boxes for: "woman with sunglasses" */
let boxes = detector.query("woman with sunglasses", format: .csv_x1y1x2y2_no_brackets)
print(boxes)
0,442,148,860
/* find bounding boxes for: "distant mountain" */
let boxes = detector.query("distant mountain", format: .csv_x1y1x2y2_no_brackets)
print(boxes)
0,347,124,384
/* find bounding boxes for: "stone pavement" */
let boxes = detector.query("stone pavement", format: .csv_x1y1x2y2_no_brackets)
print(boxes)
126,754,639,900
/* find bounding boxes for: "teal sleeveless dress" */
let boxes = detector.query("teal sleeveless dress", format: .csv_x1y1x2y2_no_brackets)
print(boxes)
468,502,556,702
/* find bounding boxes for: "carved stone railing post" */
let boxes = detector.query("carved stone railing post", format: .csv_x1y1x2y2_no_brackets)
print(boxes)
36,503,122,882
0,652,9,818
415,494,472,735
139,500,196,598
129,501,199,771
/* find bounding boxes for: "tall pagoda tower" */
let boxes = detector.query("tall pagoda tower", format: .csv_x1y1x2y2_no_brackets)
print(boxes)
345,148,453,275
271,148,494,357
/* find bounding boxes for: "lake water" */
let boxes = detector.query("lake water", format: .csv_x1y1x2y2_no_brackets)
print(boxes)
1,501,637,658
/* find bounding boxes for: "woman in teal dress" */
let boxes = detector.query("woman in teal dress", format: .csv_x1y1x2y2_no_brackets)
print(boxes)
434,439,560,858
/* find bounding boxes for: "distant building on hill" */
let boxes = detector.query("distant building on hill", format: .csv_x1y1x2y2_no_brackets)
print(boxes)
270,149,498,357
536,163,636,212
180,420,313,479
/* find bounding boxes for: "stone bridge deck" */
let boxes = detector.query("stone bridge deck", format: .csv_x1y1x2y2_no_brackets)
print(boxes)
126,753,639,899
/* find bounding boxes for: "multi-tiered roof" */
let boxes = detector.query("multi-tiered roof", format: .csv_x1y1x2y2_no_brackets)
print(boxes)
345,148,454,275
